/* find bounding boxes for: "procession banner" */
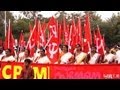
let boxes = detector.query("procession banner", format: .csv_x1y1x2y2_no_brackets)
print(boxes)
0,62,120,79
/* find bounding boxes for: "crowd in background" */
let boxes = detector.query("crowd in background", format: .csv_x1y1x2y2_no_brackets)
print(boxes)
0,42,120,65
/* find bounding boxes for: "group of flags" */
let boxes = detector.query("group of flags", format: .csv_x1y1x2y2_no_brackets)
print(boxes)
0,14,106,64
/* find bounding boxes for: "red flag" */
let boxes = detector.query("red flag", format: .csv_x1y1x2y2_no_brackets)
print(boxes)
34,18,39,46
27,26,36,57
77,17,82,46
63,16,68,45
68,25,73,52
95,26,104,56
42,21,47,44
27,18,38,57
102,35,106,48
39,20,46,47
4,19,15,55
64,24,69,45
83,38,91,54
36,20,40,48
58,24,62,44
93,30,96,45
70,18,77,53
84,14,92,45
47,16,59,63
19,30,25,48
83,23,91,53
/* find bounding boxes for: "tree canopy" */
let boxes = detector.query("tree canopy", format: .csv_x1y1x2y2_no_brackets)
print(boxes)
0,11,120,47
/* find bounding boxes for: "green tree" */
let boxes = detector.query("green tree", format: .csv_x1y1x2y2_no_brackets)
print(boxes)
102,13,120,46
13,18,30,41
84,11,103,31
0,11,14,40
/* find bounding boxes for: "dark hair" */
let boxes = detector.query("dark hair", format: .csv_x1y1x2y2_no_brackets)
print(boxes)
91,46,96,49
59,44,63,50
59,44,63,47
24,59,32,64
7,49,11,52
63,44,68,52
0,46,3,49
40,47,45,52
76,44,81,47
25,49,30,55
63,44,68,48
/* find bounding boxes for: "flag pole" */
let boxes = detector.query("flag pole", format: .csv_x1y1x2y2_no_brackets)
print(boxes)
8,19,10,48
5,11,7,37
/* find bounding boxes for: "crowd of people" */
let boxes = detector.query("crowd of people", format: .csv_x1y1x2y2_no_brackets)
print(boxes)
0,42,120,65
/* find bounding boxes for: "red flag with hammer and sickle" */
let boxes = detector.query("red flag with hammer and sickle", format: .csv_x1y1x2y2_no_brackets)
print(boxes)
47,16,59,64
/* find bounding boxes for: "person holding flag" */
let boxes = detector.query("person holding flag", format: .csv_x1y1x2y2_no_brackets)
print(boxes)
74,44,88,64
88,46,101,64
58,45,74,64
18,49,33,62
35,47,51,64
102,47,115,64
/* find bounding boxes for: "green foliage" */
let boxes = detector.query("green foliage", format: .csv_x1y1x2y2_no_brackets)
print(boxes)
0,11,120,47
0,11,14,40
13,18,30,40
100,13,120,46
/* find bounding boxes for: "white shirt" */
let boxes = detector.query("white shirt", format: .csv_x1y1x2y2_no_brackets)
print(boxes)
60,52,73,64
115,50,120,63
33,51,40,62
104,53,115,63
0,51,6,60
37,56,51,64
19,52,25,58
2,55,16,62
75,52,87,64
89,53,100,64
18,56,32,62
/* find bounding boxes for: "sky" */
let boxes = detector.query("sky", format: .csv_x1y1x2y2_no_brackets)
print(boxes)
11,11,120,21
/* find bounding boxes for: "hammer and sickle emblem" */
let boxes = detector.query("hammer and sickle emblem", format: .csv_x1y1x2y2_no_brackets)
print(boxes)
48,43,58,58
49,25,57,38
